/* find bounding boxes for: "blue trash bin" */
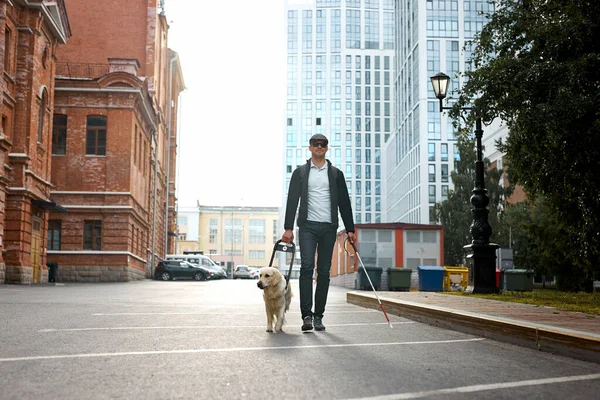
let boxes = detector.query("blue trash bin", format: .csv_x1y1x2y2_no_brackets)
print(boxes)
417,266,445,291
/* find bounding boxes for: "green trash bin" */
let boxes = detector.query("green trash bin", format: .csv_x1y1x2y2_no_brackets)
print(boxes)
504,269,534,291
387,268,412,291
358,267,383,290
46,261,58,283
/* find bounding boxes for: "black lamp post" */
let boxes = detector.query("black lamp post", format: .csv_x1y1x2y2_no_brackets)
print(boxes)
430,72,499,294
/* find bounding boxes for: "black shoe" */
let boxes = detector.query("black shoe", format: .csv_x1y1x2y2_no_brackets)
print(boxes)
314,317,326,331
301,316,313,331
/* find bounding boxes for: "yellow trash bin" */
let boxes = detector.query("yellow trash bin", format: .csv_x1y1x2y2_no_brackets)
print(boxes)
443,266,469,291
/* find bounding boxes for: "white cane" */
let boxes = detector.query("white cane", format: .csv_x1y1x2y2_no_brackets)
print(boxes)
345,238,393,329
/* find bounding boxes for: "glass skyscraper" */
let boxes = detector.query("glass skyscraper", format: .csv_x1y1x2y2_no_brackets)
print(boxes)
283,0,395,227
386,0,493,224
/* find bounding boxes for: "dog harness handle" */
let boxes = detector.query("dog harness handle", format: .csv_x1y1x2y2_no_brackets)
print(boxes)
269,240,295,288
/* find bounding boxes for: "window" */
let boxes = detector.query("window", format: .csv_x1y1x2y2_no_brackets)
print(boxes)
249,250,265,259
441,164,449,182
428,143,435,161
406,231,420,243
52,115,67,155
38,89,48,143
83,220,102,250
4,28,12,73
1,115,8,140
47,220,62,250
423,231,437,243
429,185,436,204
249,219,266,244
225,219,242,244
209,218,218,244
441,143,448,161
429,164,436,182
86,116,107,155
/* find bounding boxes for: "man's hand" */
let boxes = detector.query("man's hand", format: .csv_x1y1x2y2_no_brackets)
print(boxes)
347,231,356,244
281,229,294,244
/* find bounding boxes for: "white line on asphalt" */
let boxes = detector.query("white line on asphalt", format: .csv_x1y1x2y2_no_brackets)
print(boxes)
0,338,484,363
91,311,377,316
117,303,358,308
345,373,600,400
38,321,416,333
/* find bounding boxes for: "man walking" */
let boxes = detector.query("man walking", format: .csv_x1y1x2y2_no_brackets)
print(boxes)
281,134,355,332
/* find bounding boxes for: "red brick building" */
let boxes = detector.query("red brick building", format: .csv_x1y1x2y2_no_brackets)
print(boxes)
44,0,184,282
0,1,70,284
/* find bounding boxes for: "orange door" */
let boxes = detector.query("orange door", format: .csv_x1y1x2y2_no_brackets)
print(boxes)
31,216,42,283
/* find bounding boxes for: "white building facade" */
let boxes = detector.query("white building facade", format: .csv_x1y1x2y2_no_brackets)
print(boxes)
283,0,395,228
385,0,495,224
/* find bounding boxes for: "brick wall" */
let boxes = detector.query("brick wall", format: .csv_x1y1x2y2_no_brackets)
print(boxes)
0,1,70,284
57,0,151,76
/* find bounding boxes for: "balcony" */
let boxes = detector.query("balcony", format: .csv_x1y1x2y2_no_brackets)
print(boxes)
55,62,110,79
56,59,140,79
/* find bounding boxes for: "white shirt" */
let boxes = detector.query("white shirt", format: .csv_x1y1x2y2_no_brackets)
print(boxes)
307,160,332,223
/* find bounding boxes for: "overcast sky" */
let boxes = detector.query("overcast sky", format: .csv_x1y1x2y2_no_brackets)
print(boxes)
165,1,286,208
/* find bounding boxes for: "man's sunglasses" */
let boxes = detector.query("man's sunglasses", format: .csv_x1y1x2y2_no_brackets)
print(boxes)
311,141,327,148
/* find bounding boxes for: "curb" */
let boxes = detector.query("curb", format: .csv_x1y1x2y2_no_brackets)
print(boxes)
347,292,600,364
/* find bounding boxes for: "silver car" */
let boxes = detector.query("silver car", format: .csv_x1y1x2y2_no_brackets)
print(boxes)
234,265,258,279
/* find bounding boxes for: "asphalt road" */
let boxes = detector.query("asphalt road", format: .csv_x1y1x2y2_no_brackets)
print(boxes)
0,279,598,399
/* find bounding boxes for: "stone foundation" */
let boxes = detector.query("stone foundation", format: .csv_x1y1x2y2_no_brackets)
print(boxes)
57,265,147,283
3,265,51,284
5,265,34,284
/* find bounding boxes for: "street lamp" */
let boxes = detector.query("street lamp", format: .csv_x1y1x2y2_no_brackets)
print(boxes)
430,72,499,294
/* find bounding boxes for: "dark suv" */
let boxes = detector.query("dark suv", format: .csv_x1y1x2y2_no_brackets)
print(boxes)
154,260,212,281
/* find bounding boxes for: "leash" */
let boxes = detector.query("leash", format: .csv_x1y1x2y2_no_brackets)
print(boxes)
269,239,295,289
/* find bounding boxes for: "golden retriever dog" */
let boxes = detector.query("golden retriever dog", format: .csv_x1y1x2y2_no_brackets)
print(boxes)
257,267,293,332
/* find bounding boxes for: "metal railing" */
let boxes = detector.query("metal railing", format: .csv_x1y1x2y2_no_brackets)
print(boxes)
55,62,110,79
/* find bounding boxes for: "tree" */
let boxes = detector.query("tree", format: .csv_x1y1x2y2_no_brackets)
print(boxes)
434,135,510,265
451,0,600,289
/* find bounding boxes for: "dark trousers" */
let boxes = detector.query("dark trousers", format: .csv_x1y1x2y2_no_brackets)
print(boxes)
298,221,337,319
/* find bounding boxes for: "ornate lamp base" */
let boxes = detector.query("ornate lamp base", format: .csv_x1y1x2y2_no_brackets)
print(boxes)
464,243,500,294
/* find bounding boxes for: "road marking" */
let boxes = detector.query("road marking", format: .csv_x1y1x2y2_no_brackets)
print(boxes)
0,338,484,363
91,310,377,316
38,321,416,333
345,373,600,400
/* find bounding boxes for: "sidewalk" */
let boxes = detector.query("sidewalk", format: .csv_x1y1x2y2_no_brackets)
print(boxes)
347,291,600,364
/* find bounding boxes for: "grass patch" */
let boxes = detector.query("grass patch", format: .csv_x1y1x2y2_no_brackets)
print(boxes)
442,289,600,315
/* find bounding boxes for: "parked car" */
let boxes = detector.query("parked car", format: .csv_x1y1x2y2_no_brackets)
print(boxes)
154,260,213,281
234,265,258,279
166,254,227,279
249,268,260,279
202,264,227,279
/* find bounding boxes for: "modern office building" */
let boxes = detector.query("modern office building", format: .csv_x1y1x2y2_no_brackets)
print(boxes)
386,0,494,223
283,0,395,231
